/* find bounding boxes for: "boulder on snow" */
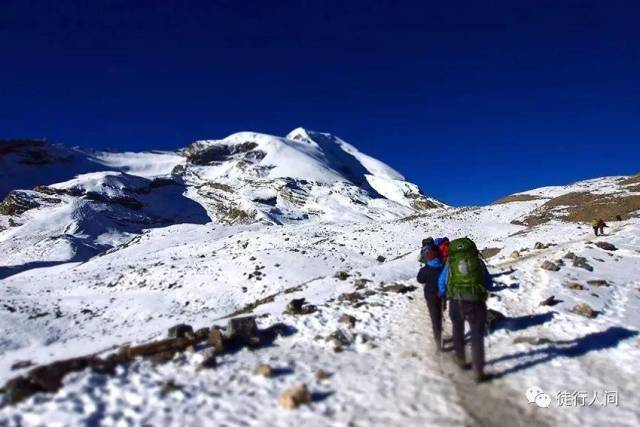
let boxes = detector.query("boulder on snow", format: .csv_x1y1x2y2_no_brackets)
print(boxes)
338,292,364,303
225,316,260,348
594,241,617,251
534,242,546,250
587,279,610,287
571,303,597,318
334,271,350,280
168,324,195,339
207,328,226,353
279,384,311,409
510,250,521,259
541,261,560,272
284,298,317,315
565,282,585,291
376,255,386,263
254,363,273,377
315,369,332,381
572,257,594,272
338,313,357,327
563,252,577,260
539,296,559,306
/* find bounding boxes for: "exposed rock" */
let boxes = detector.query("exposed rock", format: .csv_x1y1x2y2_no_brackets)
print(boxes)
0,191,48,215
254,363,273,377
168,324,195,339
563,252,577,260
225,316,260,348
334,271,350,280
510,250,521,259
338,292,364,303
573,257,594,272
315,369,331,380
534,242,546,250
279,384,311,409
513,336,552,345
571,303,597,318
338,313,357,327
594,241,617,251
376,255,386,263
326,329,352,350
486,309,506,328
195,327,211,341
540,296,559,306
207,328,226,353
353,278,371,289
555,259,565,267
541,261,560,272
284,298,317,315
565,282,585,290
587,280,610,287
148,351,176,365
379,283,417,294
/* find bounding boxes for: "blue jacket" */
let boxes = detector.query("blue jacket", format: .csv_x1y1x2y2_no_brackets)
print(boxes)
438,260,492,297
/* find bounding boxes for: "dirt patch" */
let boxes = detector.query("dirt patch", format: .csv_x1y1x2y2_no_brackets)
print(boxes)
625,184,640,193
493,194,542,204
202,182,234,193
522,192,640,225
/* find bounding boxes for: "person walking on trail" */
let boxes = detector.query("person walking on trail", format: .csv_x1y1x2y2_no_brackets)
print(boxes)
417,251,445,352
597,218,608,236
418,237,439,264
439,237,492,382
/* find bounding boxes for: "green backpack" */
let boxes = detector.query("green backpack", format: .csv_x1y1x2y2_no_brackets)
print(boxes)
446,237,488,301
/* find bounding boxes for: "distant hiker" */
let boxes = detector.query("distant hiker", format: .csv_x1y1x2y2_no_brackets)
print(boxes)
417,249,445,351
597,218,608,235
435,237,450,262
418,237,440,264
439,237,492,382
592,219,599,236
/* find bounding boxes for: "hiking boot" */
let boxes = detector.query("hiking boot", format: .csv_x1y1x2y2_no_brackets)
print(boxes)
455,356,468,370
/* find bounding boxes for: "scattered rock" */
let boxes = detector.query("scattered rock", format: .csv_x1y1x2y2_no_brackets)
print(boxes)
571,303,597,318
326,329,352,350
338,313,357,327
279,384,311,409
541,261,560,272
540,296,559,306
587,279,610,287
555,259,565,266
510,250,521,259
594,242,617,251
563,252,577,260
376,255,386,263
353,278,371,289
534,242,546,250
284,298,317,315
565,282,585,290
168,324,195,339
160,380,182,396
254,363,273,377
573,257,594,272
379,284,417,294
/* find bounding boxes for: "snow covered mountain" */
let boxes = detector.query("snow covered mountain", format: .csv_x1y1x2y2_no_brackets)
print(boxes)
1,133,639,427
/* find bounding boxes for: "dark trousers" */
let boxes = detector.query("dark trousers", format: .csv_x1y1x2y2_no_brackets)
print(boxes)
593,226,599,236
423,286,443,349
449,299,487,375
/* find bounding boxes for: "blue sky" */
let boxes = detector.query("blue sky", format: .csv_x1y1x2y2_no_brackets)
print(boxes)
1,0,638,205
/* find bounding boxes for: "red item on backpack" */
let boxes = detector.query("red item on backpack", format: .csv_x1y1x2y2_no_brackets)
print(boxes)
438,242,449,262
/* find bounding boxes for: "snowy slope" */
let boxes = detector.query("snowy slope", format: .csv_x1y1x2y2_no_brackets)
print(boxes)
1,135,639,427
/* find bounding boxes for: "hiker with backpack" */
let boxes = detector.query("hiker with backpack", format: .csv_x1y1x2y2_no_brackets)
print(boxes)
417,242,446,351
597,218,607,236
439,237,492,382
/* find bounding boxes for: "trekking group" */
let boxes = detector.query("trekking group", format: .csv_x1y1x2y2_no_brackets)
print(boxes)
416,236,491,382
